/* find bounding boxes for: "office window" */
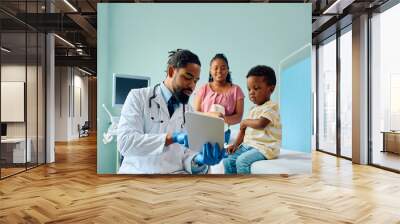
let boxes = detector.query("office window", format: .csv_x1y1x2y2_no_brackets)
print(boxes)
371,3,400,171
317,36,337,154
340,28,352,158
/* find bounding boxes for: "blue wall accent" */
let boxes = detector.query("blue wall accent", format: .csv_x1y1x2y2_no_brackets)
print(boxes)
280,54,312,153
98,3,312,173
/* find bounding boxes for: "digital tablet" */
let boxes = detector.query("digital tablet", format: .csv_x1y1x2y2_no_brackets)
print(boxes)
185,111,225,152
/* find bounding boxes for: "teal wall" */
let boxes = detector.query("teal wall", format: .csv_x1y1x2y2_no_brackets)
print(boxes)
97,3,311,173
280,45,312,153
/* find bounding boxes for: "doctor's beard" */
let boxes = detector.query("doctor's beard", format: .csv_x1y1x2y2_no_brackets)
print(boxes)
173,88,191,105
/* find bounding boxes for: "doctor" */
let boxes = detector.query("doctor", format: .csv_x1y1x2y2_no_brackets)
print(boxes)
117,49,226,174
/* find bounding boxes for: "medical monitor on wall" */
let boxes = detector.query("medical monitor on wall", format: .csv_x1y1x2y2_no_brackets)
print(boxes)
112,74,150,107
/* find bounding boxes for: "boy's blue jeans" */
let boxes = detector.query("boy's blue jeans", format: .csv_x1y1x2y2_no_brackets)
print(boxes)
223,144,266,174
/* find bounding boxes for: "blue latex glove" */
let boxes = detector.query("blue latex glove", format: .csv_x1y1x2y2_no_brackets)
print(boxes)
172,132,189,148
194,143,227,166
224,129,231,144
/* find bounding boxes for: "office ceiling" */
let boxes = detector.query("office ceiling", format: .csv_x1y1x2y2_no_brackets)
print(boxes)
0,0,391,75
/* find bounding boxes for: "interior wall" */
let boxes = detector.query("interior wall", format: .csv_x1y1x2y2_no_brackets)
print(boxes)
72,72,89,138
54,66,69,141
1,63,45,168
1,64,39,139
54,66,89,141
280,52,312,153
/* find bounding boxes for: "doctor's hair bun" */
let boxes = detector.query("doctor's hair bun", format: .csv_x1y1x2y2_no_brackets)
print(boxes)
167,49,201,68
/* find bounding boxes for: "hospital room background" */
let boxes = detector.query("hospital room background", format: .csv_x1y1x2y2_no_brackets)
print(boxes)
97,3,312,174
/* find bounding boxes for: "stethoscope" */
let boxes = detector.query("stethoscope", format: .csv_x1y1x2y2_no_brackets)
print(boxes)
149,83,186,128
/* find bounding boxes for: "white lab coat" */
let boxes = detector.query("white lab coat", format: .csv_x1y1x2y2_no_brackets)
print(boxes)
117,86,197,174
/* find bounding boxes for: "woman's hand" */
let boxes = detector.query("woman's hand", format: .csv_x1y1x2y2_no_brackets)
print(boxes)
207,112,224,119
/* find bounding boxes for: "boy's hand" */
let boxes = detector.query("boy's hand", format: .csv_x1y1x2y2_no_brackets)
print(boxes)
227,144,236,154
240,120,248,131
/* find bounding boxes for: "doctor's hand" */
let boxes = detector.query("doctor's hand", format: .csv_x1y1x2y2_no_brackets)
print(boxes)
194,143,227,166
172,132,189,148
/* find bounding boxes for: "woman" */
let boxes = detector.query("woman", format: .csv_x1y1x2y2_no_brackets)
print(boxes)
194,53,244,126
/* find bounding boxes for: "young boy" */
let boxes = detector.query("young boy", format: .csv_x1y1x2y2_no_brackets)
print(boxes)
223,65,281,174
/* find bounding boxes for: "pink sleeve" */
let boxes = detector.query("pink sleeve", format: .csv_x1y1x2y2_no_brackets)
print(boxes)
234,85,245,101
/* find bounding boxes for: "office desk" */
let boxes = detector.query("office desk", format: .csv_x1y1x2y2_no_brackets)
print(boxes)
1,138,32,163
381,131,400,154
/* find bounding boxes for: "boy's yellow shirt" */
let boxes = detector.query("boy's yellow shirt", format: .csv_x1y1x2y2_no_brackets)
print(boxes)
243,100,282,159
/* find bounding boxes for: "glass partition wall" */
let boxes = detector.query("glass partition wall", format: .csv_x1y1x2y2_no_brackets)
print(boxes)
339,27,352,159
370,3,400,172
316,0,400,172
317,35,337,155
316,26,353,159
0,2,46,179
